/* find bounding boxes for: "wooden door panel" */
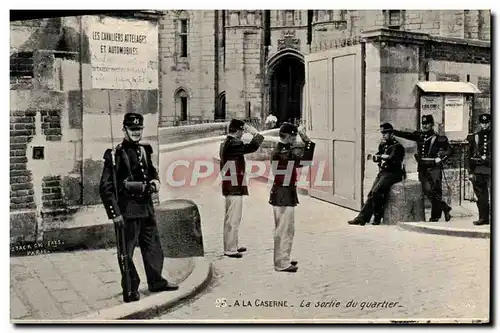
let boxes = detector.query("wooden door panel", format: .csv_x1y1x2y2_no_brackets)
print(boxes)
308,139,332,199
333,140,357,201
307,58,329,134
332,54,358,139
305,45,364,211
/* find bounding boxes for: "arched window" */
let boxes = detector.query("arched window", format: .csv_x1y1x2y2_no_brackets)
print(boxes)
175,88,189,121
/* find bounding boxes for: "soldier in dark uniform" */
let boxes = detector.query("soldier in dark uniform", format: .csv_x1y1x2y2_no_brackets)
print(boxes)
269,123,315,272
348,123,405,226
466,113,492,225
219,119,264,258
393,115,453,222
99,112,178,303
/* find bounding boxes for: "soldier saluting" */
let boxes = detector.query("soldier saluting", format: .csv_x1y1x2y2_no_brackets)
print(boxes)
348,123,405,226
393,115,452,222
99,112,178,303
466,113,492,226
219,119,264,258
269,123,315,273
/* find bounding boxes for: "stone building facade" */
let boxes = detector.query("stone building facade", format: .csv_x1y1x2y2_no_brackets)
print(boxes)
158,10,491,125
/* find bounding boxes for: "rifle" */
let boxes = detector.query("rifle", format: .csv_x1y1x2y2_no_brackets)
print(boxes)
108,91,132,300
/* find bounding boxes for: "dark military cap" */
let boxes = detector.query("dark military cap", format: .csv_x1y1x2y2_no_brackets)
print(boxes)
279,122,298,136
421,114,434,124
380,122,394,133
123,113,144,129
479,113,491,123
228,119,245,131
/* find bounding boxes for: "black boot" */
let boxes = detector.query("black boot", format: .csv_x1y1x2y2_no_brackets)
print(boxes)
123,290,140,303
348,218,365,226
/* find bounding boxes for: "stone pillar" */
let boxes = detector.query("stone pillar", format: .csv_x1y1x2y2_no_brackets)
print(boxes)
383,179,425,224
362,41,383,201
156,199,204,258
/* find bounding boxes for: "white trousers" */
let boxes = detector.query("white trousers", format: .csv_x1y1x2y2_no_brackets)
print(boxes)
273,206,295,270
223,196,243,255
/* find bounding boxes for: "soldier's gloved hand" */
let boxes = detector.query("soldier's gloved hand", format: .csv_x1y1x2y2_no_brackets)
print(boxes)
151,180,160,193
380,154,389,160
482,155,487,160
435,157,442,164
113,215,124,228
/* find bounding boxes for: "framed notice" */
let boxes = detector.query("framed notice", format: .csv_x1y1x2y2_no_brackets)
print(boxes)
420,95,442,113
86,16,159,90
420,95,443,131
444,95,464,132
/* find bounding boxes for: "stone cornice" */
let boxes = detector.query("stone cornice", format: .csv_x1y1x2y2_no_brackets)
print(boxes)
360,28,490,49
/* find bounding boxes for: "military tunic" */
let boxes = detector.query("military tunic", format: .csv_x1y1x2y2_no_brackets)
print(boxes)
99,139,167,293
357,138,405,223
219,133,265,196
393,129,452,220
467,129,492,222
269,140,316,207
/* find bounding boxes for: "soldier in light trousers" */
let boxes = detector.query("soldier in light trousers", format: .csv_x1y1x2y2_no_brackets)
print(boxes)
269,123,315,272
219,119,264,258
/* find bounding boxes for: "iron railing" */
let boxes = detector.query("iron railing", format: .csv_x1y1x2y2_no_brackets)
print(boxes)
447,140,476,205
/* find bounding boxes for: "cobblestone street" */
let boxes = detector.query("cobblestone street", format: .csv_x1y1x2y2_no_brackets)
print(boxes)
157,148,490,322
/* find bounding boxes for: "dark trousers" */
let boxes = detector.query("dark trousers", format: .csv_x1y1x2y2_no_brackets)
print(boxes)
418,168,451,219
358,172,402,222
472,173,491,222
117,215,167,292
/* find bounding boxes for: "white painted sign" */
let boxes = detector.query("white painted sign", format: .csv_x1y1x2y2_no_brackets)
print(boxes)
87,16,158,90
444,95,464,132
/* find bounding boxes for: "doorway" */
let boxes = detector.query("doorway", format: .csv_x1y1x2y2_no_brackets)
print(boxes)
269,54,305,125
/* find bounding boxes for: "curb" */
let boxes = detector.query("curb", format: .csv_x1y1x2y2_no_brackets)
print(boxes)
73,257,213,322
398,222,490,239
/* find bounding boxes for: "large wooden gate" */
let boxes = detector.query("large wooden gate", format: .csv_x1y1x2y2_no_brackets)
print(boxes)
304,45,364,211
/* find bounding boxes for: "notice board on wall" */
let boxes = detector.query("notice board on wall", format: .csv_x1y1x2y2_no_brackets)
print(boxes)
86,16,158,90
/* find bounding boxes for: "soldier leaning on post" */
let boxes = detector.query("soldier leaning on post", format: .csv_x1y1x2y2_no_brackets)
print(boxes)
219,119,264,258
348,123,405,226
466,113,492,226
392,114,453,222
269,122,315,273
99,112,178,303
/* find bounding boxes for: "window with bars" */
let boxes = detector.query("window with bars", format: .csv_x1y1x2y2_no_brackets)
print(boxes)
388,10,402,29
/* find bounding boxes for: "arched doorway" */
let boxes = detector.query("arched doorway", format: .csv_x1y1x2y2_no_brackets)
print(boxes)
215,91,226,120
268,52,305,125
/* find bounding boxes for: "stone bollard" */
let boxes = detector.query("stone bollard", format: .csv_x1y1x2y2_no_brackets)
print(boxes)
155,199,204,258
383,179,425,224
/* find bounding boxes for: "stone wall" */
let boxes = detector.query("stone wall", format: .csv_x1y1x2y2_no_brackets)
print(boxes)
10,14,160,243
158,10,216,122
